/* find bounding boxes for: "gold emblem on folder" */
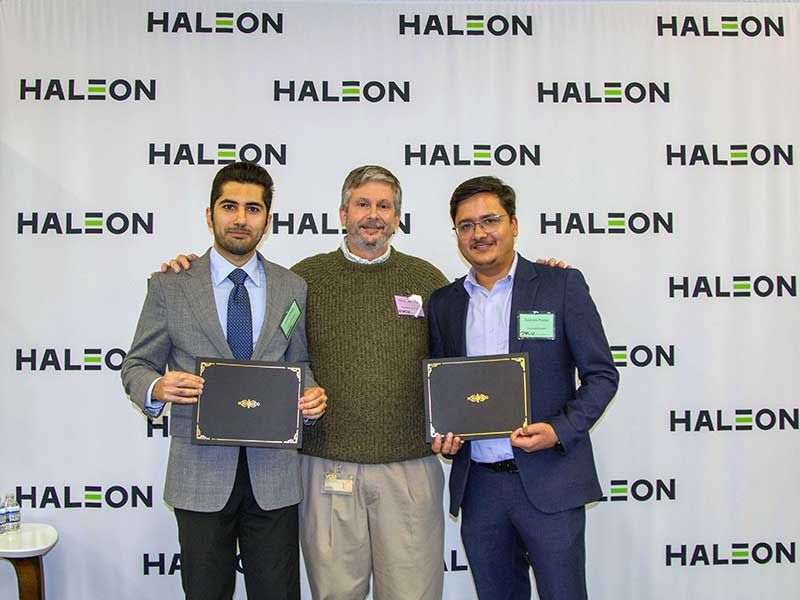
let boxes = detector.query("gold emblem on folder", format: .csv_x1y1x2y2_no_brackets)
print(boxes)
237,399,261,409
467,393,489,404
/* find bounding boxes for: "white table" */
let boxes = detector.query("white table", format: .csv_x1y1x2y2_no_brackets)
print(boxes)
0,523,58,600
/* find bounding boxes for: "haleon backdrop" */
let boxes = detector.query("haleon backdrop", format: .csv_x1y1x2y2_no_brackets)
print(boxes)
1,1,798,598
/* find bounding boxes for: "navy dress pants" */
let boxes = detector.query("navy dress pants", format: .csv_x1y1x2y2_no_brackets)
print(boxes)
461,462,588,600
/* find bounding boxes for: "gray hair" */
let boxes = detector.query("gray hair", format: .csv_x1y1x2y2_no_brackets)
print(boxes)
340,165,402,214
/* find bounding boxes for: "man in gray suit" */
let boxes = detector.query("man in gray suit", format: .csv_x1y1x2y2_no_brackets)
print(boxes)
121,162,327,600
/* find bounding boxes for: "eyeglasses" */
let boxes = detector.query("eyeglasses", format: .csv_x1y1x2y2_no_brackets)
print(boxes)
453,214,508,239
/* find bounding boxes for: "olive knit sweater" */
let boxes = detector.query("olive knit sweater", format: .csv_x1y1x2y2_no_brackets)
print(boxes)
291,249,449,464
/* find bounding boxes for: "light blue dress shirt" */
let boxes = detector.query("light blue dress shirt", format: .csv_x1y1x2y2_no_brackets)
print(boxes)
207,248,266,342
143,248,266,417
464,253,519,463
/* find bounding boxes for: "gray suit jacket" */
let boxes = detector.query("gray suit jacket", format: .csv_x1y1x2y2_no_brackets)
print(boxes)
121,250,317,512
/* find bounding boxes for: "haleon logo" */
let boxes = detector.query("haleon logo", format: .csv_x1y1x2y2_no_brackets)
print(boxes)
540,212,673,235
20,78,156,101
657,15,785,37
17,212,153,235
273,80,410,103
405,144,539,167
666,144,793,166
144,552,269,575
399,13,533,36
143,547,469,575
669,275,797,298
148,142,286,166
147,11,283,34
666,541,795,566
147,417,170,439
144,553,182,576
610,345,674,368
537,81,670,103
444,549,469,572
670,408,799,432
16,485,153,509
16,348,126,371
270,213,410,236
600,478,676,502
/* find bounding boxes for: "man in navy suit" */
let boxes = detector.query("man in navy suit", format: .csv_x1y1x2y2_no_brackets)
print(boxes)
428,176,619,600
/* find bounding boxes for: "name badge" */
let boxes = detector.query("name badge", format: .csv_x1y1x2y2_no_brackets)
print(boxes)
518,311,555,340
394,294,425,318
280,300,301,339
322,472,354,495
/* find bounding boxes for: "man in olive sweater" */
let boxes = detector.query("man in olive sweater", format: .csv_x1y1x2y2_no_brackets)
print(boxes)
164,165,449,600
291,166,448,600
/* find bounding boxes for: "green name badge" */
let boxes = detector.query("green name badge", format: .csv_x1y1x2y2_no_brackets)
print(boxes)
517,312,555,340
280,300,301,339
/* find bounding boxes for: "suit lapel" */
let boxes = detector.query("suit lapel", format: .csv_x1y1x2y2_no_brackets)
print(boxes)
180,250,233,358
450,279,469,356
252,256,290,358
508,256,541,354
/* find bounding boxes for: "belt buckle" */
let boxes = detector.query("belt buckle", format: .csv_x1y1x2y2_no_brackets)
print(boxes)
499,459,518,473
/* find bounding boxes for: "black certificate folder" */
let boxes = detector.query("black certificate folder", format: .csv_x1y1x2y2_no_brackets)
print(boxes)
192,358,303,448
423,353,530,442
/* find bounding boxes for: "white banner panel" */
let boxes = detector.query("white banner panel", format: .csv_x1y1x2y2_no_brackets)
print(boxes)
1,1,797,598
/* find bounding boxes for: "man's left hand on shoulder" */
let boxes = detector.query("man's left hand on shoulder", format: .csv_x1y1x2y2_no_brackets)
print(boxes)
510,423,559,453
300,386,327,420
536,257,572,269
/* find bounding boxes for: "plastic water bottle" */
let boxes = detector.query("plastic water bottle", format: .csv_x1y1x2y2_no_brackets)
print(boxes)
0,502,7,534
4,493,20,531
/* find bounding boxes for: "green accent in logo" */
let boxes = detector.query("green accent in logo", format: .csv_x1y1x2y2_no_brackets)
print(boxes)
466,22,484,29
604,89,622,96
735,416,753,423
87,86,106,94
732,550,749,557
607,220,625,227
216,19,234,26
610,486,627,494
612,352,627,360
732,283,751,290
217,151,236,158
84,356,102,364
721,23,739,30
84,493,102,501
342,88,360,95
730,152,748,159
84,219,103,227
473,152,491,159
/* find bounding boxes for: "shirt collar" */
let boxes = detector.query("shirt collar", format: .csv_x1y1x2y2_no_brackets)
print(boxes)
209,247,262,287
340,235,392,265
463,252,519,297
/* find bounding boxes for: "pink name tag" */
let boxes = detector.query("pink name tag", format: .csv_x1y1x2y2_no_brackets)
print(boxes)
394,294,425,318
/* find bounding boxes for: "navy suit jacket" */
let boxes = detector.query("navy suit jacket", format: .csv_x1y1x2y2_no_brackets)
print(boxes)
428,255,619,517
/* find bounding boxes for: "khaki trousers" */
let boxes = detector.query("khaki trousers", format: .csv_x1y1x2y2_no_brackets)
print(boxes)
299,454,445,600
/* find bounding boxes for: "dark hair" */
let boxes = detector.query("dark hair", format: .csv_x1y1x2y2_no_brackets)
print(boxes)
209,162,274,212
449,176,516,223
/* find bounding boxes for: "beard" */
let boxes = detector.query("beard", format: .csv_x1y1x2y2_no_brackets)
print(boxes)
214,225,264,256
345,215,394,253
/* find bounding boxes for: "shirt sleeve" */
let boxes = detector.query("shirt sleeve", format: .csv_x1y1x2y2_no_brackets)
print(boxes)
143,377,165,418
